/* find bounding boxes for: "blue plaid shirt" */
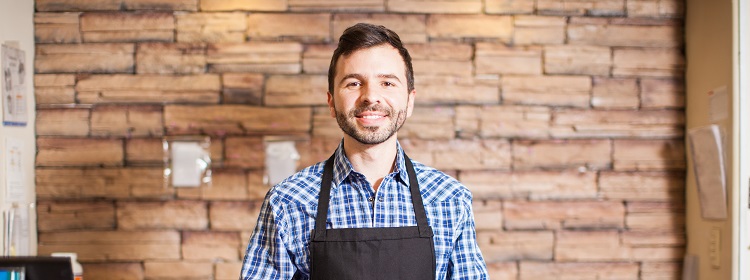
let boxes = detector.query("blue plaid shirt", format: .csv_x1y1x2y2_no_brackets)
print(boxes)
240,142,488,279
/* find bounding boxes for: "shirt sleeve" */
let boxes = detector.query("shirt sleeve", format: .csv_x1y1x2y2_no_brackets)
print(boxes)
240,191,297,280
448,192,489,280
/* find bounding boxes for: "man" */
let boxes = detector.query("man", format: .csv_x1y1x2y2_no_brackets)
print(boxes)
241,23,488,280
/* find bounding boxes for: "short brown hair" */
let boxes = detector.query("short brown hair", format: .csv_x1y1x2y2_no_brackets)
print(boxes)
327,23,414,94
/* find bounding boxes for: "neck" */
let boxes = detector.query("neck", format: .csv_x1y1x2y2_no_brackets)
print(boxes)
342,135,399,191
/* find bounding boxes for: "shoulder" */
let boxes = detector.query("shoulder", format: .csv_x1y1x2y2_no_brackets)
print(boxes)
410,159,472,206
265,161,325,207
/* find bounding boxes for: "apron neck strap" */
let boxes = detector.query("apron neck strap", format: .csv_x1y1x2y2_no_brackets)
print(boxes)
313,154,336,240
314,152,432,240
403,153,432,238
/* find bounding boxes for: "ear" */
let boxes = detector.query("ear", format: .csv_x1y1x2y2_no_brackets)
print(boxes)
406,89,416,117
327,91,336,118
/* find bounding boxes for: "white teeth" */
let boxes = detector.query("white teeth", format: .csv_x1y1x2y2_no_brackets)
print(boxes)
362,115,382,119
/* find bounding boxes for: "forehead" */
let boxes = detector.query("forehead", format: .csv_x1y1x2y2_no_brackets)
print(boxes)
335,45,406,78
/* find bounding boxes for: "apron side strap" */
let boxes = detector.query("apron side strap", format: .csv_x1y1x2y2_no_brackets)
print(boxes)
313,229,327,241
313,154,336,241
403,154,433,238
418,226,434,238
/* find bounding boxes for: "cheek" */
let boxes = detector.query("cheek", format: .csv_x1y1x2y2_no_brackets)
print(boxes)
383,95,409,109
330,96,354,113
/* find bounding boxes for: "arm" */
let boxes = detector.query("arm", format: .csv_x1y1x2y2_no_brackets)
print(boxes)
240,192,297,280
448,193,489,280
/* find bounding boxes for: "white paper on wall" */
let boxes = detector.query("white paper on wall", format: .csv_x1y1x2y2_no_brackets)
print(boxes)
4,137,25,203
163,137,212,189
3,203,30,256
265,141,299,186
1,44,28,127
688,124,727,220
171,141,207,187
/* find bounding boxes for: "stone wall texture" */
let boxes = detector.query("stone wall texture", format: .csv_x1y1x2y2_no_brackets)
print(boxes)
34,0,686,279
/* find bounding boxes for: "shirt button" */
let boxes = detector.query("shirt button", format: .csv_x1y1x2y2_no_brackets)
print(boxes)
368,197,374,202
378,197,383,202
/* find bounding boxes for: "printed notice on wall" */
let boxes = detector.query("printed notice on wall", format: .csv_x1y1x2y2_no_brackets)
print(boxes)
4,137,25,204
3,137,30,256
4,204,30,255
1,44,28,126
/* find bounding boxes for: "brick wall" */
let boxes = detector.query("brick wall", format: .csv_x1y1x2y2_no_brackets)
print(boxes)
33,0,686,279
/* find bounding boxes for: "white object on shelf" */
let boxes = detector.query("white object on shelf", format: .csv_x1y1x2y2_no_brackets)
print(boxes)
52,252,82,280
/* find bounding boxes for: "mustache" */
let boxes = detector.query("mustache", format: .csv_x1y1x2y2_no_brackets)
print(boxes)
350,104,392,116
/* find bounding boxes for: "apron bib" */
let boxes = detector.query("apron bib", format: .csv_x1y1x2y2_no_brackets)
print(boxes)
309,153,436,280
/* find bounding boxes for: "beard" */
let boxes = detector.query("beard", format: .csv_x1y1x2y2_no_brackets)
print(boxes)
334,103,408,145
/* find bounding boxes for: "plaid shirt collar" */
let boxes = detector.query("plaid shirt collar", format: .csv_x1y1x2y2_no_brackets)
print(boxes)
331,140,410,189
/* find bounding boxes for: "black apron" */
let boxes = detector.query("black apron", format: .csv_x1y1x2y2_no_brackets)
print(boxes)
308,153,436,280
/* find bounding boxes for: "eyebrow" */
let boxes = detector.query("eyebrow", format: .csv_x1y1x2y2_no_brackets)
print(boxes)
377,74,401,82
338,73,402,85
339,73,364,85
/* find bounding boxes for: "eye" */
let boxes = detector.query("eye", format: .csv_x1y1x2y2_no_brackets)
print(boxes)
382,81,395,87
346,81,362,88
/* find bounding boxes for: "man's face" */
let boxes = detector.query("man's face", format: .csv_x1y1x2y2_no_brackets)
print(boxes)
328,44,415,145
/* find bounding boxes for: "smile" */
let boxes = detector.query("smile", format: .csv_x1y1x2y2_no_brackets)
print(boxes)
355,110,388,119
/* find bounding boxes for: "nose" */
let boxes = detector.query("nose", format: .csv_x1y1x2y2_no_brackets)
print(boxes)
359,83,383,105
